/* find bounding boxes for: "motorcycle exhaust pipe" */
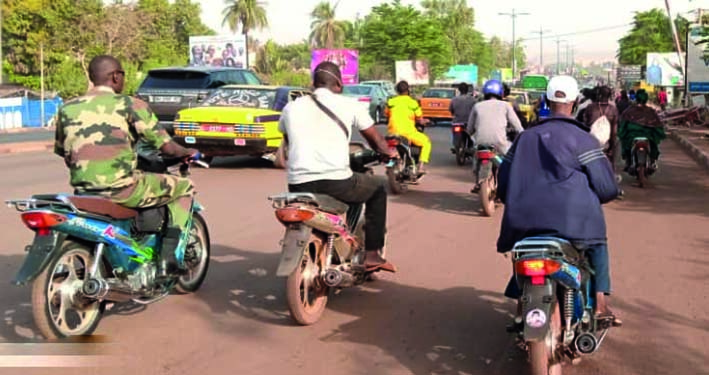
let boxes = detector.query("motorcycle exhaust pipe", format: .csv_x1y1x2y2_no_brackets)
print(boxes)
82,278,135,302
323,268,354,288
574,333,598,354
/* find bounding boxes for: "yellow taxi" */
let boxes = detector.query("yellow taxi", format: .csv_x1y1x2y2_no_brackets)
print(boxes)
508,90,536,124
172,85,310,163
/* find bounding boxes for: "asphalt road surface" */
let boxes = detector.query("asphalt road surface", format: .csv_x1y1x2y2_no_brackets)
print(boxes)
0,126,707,375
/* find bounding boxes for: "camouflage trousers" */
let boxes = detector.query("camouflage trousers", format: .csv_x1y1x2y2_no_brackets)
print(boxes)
110,171,195,233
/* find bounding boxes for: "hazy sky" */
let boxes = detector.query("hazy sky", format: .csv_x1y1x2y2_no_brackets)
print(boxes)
202,0,709,63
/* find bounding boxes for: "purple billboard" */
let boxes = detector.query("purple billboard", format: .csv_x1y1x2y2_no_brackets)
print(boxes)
311,49,359,84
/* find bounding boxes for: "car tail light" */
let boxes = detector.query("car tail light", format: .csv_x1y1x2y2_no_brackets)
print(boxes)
21,212,67,235
515,259,561,279
275,207,315,223
359,97,371,102
387,139,400,147
476,150,495,160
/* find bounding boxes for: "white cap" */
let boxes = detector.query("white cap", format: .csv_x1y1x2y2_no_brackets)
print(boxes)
546,75,580,104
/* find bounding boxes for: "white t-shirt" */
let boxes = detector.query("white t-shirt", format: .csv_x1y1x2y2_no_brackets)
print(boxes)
278,88,375,185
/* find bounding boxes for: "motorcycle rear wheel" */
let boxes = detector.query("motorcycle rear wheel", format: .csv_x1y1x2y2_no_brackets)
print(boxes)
31,241,104,339
386,162,406,194
528,303,563,375
637,166,647,188
286,234,329,325
456,146,467,166
480,177,496,216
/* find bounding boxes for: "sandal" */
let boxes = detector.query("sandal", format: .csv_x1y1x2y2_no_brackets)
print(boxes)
596,312,623,327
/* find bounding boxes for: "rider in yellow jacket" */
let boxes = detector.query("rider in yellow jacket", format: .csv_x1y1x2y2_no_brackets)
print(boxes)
385,81,432,174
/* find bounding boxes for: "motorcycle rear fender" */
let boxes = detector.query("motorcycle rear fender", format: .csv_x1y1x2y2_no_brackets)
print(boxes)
13,231,68,285
478,161,493,180
521,278,555,342
276,224,313,277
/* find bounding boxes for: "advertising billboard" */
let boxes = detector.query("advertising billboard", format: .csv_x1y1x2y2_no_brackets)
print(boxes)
189,35,247,68
686,24,709,93
442,65,478,84
646,52,684,86
616,65,643,83
395,60,430,85
311,49,359,84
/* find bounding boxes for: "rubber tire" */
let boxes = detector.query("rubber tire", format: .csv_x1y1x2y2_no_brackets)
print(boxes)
480,177,496,216
455,145,467,166
175,213,211,294
31,241,103,339
528,303,563,375
387,168,406,195
286,235,329,325
637,166,647,188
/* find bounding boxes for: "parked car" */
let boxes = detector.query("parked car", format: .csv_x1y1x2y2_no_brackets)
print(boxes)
171,85,309,163
361,80,396,96
342,84,389,124
135,66,263,135
420,87,457,123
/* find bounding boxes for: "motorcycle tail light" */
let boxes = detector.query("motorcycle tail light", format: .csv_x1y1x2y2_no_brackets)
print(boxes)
387,139,400,147
21,212,67,235
453,126,462,133
476,150,495,160
275,207,315,223
515,259,561,277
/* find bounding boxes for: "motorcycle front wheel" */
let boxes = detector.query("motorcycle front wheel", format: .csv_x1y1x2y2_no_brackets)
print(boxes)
31,241,104,339
286,234,329,325
175,213,211,293
528,302,563,375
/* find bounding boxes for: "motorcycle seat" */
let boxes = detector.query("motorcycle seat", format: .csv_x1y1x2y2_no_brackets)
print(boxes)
68,196,139,220
276,193,349,215
476,144,497,151
512,236,581,260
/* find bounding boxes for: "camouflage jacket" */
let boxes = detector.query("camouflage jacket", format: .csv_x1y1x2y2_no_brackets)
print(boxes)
54,86,171,192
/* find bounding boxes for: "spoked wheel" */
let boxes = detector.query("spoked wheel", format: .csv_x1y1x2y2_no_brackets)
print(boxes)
31,241,104,339
528,303,563,375
480,176,497,216
636,166,647,188
176,213,211,293
386,160,406,194
286,235,329,325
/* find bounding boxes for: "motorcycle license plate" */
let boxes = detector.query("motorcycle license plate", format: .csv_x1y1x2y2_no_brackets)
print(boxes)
234,139,246,146
185,137,196,144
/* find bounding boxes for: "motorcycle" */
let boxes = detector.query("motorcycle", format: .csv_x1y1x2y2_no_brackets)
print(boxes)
472,145,502,216
385,124,426,194
268,143,389,325
5,151,211,339
509,237,616,375
627,137,656,188
450,123,475,166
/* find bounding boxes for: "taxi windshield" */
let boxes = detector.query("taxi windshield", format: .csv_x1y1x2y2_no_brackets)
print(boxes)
204,88,277,109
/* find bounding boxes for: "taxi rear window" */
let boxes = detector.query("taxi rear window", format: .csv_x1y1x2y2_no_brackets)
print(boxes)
204,88,277,109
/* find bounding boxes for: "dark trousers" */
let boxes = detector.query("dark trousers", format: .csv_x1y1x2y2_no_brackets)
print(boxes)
288,173,387,251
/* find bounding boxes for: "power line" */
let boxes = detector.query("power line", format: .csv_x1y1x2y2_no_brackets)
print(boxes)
518,23,633,43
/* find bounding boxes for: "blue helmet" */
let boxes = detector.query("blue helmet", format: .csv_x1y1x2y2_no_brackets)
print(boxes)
482,79,504,98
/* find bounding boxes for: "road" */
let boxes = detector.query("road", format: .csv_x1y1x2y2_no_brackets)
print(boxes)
0,126,707,375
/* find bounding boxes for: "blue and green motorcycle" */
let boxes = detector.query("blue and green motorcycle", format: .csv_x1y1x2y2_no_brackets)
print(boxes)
5,151,211,339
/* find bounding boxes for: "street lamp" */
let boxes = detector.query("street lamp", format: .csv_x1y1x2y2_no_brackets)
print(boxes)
499,9,530,80
531,26,551,73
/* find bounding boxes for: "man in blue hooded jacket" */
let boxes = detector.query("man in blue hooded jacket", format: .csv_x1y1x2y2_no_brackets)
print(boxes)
497,75,622,326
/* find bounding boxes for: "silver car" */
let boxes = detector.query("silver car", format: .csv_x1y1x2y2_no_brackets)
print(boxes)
342,84,390,124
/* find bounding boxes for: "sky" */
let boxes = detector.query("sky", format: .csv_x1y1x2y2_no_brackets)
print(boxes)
202,0,709,64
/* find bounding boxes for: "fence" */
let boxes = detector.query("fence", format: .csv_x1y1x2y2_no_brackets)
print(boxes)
0,96,63,130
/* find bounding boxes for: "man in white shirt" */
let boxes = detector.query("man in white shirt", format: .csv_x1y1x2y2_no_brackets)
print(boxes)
278,61,398,271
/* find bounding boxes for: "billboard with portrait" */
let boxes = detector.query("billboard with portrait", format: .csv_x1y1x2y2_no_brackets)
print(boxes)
189,35,247,68
311,49,359,84
645,52,684,86
395,60,430,85
686,24,709,93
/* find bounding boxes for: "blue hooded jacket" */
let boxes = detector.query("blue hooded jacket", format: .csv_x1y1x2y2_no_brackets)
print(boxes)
496,115,620,252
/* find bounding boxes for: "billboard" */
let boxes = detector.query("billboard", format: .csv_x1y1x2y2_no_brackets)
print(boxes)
189,35,247,68
311,49,359,84
686,24,709,93
616,65,643,83
395,60,430,85
646,52,684,86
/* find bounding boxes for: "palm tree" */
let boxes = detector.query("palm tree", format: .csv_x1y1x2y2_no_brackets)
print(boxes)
222,0,269,68
309,1,346,49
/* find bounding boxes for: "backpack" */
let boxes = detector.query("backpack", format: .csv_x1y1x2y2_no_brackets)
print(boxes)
589,104,611,146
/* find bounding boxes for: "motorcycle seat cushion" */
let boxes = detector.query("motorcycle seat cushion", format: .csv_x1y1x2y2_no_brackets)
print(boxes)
310,194,349,215
68,196,139,220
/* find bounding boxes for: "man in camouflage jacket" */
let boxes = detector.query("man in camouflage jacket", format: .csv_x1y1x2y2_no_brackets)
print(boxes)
54,55,198,274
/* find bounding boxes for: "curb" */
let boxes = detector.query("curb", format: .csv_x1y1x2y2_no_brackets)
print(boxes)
669,128,709,173
0,141,53,155
0,126,55,134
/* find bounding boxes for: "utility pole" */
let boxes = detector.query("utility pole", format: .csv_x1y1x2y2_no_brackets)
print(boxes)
41,43,45,127
531,26,551,73
499,9,530,80
555,37,566,75
664,0,685,76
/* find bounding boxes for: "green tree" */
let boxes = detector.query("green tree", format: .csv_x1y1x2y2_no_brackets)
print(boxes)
309,1,347,49
222,0,269,68
617,8,689,65
359,0,452,83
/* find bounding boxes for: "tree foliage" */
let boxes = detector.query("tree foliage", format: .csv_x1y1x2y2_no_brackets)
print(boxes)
309,1,347,49
1,0,215,98
617,8,689,65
